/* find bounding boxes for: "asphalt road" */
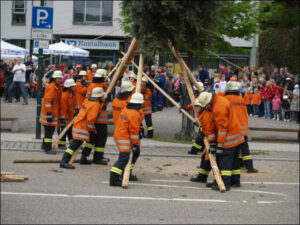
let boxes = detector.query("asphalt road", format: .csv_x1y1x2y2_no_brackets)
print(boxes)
1,150,299,224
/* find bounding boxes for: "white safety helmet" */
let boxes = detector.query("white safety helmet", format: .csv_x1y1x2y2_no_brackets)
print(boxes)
64,79,76,88
129,92,144,104
198,92,212,107
142,77,148,83
78,70,87,76
225,81,239,92
90,87,105,98
53,70,63,79
95,69,107,78
193,97,202,107
129,71,137,80
121,81,135,93
193,82,204,92
91,64,97,69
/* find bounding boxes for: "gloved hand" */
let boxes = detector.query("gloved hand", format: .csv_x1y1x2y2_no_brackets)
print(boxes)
60,118,66,127
131,144,140,153
209,144,217,154
46,111,53,123
74,108,79,116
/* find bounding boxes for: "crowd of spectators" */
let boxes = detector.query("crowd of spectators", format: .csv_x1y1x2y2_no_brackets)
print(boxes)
1,57,299,123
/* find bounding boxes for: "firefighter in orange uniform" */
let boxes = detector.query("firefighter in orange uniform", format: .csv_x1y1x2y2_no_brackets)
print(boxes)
60,87,105,169
40,70,63,154
87,64,97,82
141,77,154,138
82,69,110,165
190,97,215,183
75,70,88,113
58,79,76,149
198,91,245,191
129,71,137,87
225,81,258,175
110,93,145,186
112,81,134,127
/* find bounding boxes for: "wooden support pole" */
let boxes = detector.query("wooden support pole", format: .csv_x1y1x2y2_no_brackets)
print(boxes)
69,144,83,166
104,59,122,82
13,159,81,163
52,117,76,149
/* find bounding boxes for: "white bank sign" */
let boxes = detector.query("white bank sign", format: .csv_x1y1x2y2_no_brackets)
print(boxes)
64,39,119,50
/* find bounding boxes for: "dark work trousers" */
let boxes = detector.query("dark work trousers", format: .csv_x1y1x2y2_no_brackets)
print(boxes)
59,126,73,147
111,148,140,176
145,114,153,134
42,125,56,151
94,124,108,159
217,146,240,187
190,132,204,154
198,154,211,178
65,139,83,156
81,132,96,157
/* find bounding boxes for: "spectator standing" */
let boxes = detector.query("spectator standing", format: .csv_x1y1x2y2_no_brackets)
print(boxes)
262,81,273,119
156,68,166,111
8,57,28,105
276,68,285,88
272,94,281,121
164,74,173,107
225,65,233,81
240,75,248,97
97,62,103,69
218,74,227,93
4,60,15,102
219,63,227,75
29,67,37,98
0,66,4,98
293,84,299,96
252,88,261,117
290,94,299,123
244,88,253,116
272,67,280,80
24,56,33,84
281,95,290,121
197,65,209,83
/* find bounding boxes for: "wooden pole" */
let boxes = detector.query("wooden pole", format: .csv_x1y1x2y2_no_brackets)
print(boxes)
52,117,76,149
105,38,139,96
68,144,83,166
104,59,122,82
121,52,197,123
14,159,81,163
122,53,144,189
169,42,202,93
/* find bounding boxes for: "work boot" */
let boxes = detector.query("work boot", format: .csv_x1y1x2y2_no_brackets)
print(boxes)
245,160,258,173
129,171,138,181
109,172,122,187
60,153,75,169
93,158,108,165
211,184,230,191
187,146,199,155
79,154,92,165
93,152,109,165
190,174,207,183
146,130,153,138
45,150,57,155
206,180,217,187
231,182,241,188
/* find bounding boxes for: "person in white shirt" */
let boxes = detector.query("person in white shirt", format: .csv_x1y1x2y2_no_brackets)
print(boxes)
8,57,28,104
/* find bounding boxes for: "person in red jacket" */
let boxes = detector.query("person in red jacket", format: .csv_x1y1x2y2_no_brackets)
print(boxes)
60,87,105,169
262,81,274,119
110,93,144,187
40,70,63,154
58,79,76,149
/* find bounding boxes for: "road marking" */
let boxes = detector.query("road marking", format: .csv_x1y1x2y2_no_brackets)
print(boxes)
101,181,289,197
0,191,235,203
151,179,299,185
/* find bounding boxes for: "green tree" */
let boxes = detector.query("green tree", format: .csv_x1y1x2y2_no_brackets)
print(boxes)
258,1,299,74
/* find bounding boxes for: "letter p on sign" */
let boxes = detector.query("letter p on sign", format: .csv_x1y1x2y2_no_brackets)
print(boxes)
37,9,48,26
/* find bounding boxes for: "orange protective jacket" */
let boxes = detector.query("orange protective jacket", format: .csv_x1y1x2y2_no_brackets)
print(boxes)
87,71,95,82
72,98,101,142
244,93,253,105
225,94,249,137
142,87,152,115
114,107,144,153
40,82,62,127
211,94,245,149
252,94,261,105
112,93,132,127
75,82,87,110
60,90,76,124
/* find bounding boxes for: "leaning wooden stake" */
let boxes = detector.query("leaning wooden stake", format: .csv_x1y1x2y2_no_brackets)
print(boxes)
121,52,197,123
1,172,29,182
104,59,122,82
52,117,76,149
14,159,81,163
122,53,144,189
68,144,83,166
203,138,226,192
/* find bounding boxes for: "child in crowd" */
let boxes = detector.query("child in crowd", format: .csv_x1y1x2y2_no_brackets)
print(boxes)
252,88,261,117
281,95,290,121
244,88,253,116
272,94,281,121
290,94,299,123
293,84,299,96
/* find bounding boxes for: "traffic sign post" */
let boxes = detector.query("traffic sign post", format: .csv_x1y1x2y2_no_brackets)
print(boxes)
33,1,52,139
34,40,49,49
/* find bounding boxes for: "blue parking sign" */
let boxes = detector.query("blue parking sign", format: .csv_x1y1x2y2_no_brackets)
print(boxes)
32,7,53,29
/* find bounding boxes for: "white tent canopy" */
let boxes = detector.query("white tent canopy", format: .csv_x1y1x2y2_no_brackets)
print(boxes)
33,41,89,57
1,40,29,55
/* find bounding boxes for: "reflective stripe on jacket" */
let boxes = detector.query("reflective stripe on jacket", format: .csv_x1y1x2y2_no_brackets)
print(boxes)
142,87,152,115
60,90,76,123
112,95,131,127
40,82,61,127
198,110,216,142
75,82,86,109
114,107,144,152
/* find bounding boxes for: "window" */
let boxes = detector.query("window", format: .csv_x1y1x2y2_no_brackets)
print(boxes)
73,0,113,25
12,0,26,25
